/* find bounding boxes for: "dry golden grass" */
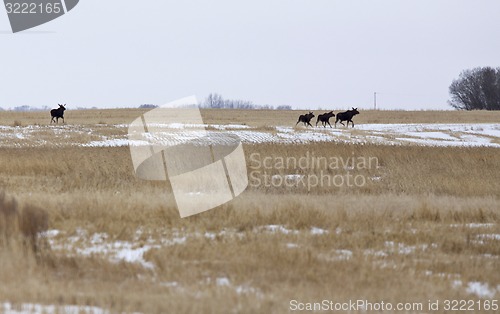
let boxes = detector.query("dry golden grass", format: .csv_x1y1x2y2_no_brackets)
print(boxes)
0,192,48,252
1,107,500,127
202,108,500,126
0,109,499,313
0,108,147,126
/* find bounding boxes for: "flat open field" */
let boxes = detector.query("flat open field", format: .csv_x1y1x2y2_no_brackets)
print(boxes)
2,108,500,126
1,109,499,313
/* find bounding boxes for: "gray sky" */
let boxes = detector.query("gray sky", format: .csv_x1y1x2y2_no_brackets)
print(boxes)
1,0,500,110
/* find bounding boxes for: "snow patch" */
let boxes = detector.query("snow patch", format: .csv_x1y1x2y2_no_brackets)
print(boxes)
317,249,353,262
216,277,231,286
310,227,329,235
335,249,353,260
450,223,496,228
47,229,164,269
82,139,149,147
477,234,500,241
1,303,109,314
260,225,299,235
466,282,497,299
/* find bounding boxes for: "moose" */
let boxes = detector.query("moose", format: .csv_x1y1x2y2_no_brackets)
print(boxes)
335,107,359,128
50,104,66,124
316,111,335,128
295,112,315,127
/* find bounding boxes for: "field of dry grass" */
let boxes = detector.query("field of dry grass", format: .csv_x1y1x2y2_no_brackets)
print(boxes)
0,109,499,313
2,107,500,127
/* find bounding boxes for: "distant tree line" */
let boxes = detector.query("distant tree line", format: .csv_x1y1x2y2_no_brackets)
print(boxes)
201,93,291,110
139,104,159,109
449,66,500,110
2,105,100,111
6,105,51,112
135,95,292,110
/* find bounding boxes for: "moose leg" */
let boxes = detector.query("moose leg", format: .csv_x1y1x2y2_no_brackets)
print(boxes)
327,121,332,128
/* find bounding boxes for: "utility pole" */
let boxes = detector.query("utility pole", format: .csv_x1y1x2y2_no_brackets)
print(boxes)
374,92,377,110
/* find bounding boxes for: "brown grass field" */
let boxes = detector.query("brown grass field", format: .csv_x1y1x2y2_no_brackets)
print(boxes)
0,109,499,313
2,107,500,127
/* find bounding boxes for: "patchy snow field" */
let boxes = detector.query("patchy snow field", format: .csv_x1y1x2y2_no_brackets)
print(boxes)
2,120,499,310
42,225,329,269
39,223,500,301
0,123,499,148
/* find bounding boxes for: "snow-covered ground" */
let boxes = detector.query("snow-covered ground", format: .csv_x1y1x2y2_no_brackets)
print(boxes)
41,226,329,269
36,222,500,305
116,123,500,147
0,123,499,147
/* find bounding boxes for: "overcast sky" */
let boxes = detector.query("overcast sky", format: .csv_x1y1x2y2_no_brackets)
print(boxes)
1,0,500,110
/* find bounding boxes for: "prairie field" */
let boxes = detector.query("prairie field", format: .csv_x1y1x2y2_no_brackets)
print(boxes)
0,109,499,313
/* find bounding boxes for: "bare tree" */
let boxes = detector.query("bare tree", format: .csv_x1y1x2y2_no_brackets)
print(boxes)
203,93,256,109
449,67,500,110
203,93,289,110
205,93,225,108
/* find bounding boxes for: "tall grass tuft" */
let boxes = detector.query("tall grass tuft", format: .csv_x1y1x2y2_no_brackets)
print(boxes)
0,191,48,253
